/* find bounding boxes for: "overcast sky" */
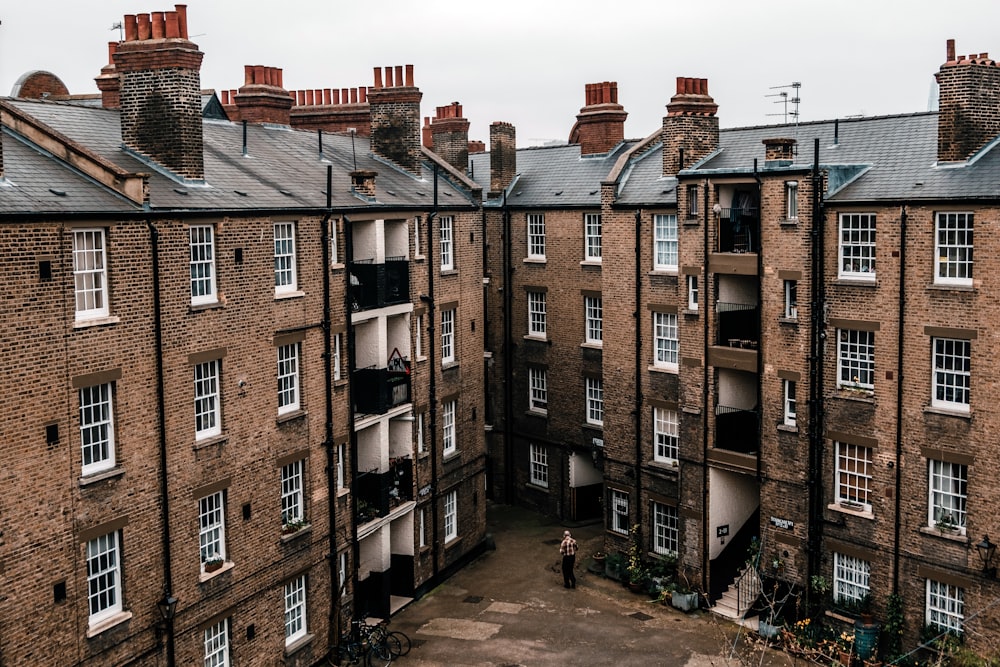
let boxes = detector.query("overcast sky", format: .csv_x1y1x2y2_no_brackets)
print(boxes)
2,1,999,147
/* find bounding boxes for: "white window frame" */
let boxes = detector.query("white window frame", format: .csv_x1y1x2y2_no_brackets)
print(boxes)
838,329,874,390
194,360,222,440
833,552,870,606
527,291,547,338
653,407,678,464
444,490,458,542
687,275,699,311
73,228,109,320
199,490,227,569
928,459,967,533
412,215,421,258
783,380,797,427
935,212,973,287
274,221,298,295
80,382,116,476
204,617,230,667
835,442,873,512
86,531,123,626
330,219,340,266
926,579,964,636
336,442,345,490
441,309,455,365
838,213,876,280
783,280,798,319
527,213,546,259
190,225,217,305
931,337,970,411
528,367,548,414
442,399,456,456
586,377,604,426
686,185,699,217
419,509,427,548
281,459,305,527
585,296,603,345
785,181,799,220
653,311,679,371
653,214,678,271
338,552,348,590
652,502,678,557
333,333,342,382
529,443,548,488
584,213,602,262
284,575,308,645
439,216,454,271
414,315,424,359
416,413,425,454
610,489,629,535
277,343,301,415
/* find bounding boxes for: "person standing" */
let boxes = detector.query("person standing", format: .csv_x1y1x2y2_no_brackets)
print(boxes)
559,530,578,588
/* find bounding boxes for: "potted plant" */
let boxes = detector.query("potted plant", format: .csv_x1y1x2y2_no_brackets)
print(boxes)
935,511,959,533
591,551,607,574
204,554,224,573
671,568,699,612
282,518,307,535
604,552,625,582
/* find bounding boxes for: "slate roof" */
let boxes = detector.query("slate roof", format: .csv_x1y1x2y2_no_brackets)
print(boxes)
1,97,477,216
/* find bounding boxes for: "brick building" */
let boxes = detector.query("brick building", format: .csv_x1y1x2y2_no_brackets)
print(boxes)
0,6,486,666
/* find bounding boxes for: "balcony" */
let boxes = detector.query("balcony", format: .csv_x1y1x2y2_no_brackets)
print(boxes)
716,302,759,349
349,257,410,312
714,404,759,454
355,458,414,523
716,208,759,254
353,363,412,416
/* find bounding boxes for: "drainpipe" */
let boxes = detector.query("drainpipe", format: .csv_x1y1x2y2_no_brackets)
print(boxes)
633,209,643,543
806,138,826,587
147,219,176,667
502,190,514,504
425,164,441,575
701,178,710,596
752,160,763,483
344,213,361,614
892,205,907,593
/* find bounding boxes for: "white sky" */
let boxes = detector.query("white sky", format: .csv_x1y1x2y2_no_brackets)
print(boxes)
2,1,999,147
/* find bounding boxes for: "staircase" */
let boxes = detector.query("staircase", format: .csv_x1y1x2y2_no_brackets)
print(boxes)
711,565,760,624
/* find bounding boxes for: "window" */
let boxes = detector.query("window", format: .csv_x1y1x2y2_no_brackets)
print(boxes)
935,212,973,286
610,489,629,534
653,407,678,464
336,443,345,489
833,552,870,606
687,275,699,311
652,502,678,557
199,491,227,569
274,222,297,295
444,490,458,542
653,312,679,370
194,360,222,440
527,291,546,337
439,216,454,271
584,213,602,261
585,377,604,426
653,214,678,271
414,315,423,359
281,459,305,527
783,380,797,427
416,413,425,454
190,225,217,305
330,220,339,266
528,367,548,414
785,181,799,220
932,338,970,411
926,579,964,636
687,185,699,217
928,459,967,532
441,309,455,365
333,333,342,382
838,329,874,390
442,400,456,456
80,383,116,476
204,618,230,667
585,296,603,344
284,575,308,645
419,509,427,548
86,531,122,626
527,213,546,259
783,280,798,319
412,216,421,258
529,443,548,488
73,229,109,320
838,213,876,279
835,442,873,511
338,552,348,590
277,343,301,414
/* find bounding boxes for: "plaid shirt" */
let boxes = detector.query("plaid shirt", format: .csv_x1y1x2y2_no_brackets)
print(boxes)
560,537,578,556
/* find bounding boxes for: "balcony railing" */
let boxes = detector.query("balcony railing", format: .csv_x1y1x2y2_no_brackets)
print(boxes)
352,363,412,416
349,257,410,312
355,458,414,523
715,404,760,454
716,208,759,254
716,302,759,348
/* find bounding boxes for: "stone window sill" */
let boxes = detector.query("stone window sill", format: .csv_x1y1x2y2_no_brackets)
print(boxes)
828,502,873,520
80,466,125,487
73,315,121,330
86,610,132,638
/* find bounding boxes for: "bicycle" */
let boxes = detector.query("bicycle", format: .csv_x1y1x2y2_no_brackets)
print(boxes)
368,619,411,658
335,618,393,666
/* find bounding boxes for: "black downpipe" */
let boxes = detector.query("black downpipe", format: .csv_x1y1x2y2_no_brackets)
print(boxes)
807,138,826,584
892,206,908,593
242,120,248,157
426,164,441,574
701,178,710,596
633,209,643,540
501,192,514,504
148,219,176,667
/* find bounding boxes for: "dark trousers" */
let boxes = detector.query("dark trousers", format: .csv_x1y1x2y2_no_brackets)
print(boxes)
562,555,576,587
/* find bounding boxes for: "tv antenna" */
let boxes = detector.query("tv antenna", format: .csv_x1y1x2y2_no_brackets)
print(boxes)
110,22,123,40
766,82,801,125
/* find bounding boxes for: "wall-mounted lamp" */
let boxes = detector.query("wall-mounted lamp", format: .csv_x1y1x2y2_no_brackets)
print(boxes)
712,203,722,215
976,535,997,578
157,594,178,622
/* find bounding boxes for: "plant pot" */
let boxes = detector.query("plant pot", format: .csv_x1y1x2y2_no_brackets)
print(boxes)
839,650,853,667
671,590,698,612
204,560,224,573
758,619,779,639
628,581,644,593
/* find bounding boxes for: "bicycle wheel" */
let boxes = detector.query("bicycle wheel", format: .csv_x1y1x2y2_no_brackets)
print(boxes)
365,642,392,667
388,631,411,657
384,632,403,657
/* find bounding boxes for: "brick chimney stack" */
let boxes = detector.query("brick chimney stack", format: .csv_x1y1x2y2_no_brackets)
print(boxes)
489,121,517,197
350,170,377,199
662,77,719,176
568,81,627,155
233,65,293,125
936,39,1000,163
763,137,796,166
428,102,471,172
95,42,121,109
113,5,205,180
368,65,423,175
